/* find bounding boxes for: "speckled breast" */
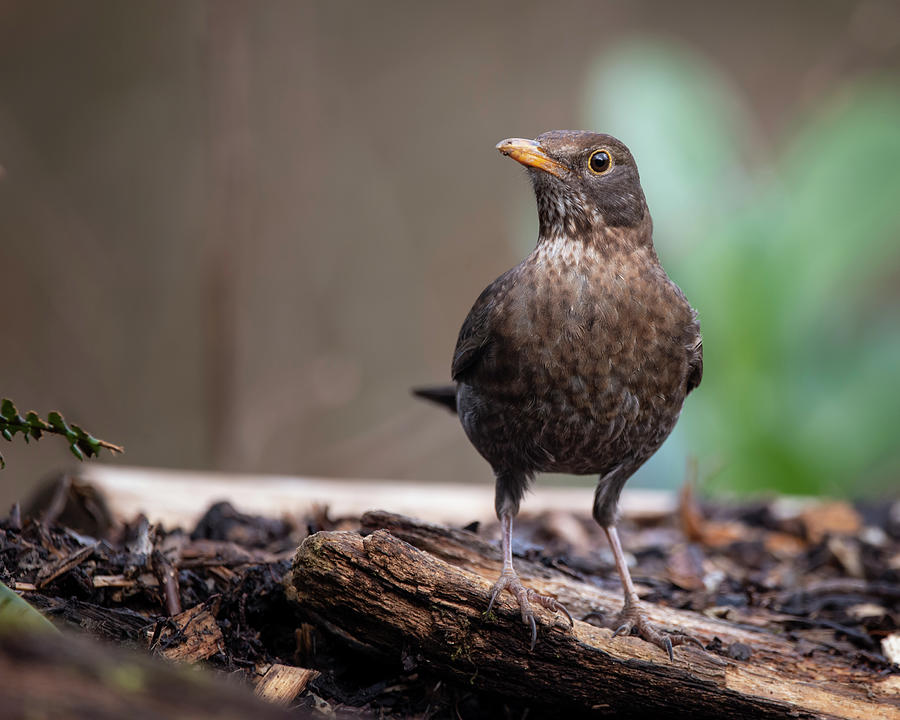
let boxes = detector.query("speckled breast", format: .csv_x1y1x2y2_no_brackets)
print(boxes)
461,245,694,477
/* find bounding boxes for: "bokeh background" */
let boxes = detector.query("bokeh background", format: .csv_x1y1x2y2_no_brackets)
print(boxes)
2,0,899,507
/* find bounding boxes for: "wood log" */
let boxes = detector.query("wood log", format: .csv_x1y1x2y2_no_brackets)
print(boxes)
285,511,900,720
77,464,676,527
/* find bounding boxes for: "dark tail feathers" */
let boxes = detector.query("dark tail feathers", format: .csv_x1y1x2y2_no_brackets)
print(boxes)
412,384,457,414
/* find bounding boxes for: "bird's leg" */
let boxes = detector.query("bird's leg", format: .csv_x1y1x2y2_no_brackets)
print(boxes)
604,524,703,661
486,511,573,650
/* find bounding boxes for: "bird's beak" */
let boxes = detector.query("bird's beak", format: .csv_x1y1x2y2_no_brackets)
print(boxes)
496,138,568,179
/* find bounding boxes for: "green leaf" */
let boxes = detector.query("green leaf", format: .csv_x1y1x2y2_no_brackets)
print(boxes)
69,442,85,461
47,412,70,435
0,581,57,634
75,437,97,459
0,399,17,421
1,429,10,442
25,411,49,430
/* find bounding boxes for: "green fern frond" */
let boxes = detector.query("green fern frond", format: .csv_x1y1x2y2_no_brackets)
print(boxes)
0,398,122,469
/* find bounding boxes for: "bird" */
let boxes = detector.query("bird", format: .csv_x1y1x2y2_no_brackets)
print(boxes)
414,130,703,659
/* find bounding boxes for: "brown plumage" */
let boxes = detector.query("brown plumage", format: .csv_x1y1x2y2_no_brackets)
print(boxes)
417,130,702,658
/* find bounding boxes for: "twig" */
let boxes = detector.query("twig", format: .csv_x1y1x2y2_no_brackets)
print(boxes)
36,542,98,589
151,549,182,617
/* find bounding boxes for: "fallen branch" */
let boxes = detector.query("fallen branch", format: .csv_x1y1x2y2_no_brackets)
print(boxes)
285,512,900,720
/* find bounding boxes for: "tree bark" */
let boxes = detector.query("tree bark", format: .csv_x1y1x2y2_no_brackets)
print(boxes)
285,511,900,720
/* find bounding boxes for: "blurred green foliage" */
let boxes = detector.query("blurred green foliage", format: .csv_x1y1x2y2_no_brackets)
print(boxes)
582,40,900,496
0,580,56,634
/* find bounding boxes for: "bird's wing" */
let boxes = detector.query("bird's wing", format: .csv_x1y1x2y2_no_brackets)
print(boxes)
451,302,493,381
451,270,513,382
686,330,703,395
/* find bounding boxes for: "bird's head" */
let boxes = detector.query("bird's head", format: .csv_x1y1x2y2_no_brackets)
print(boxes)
497,130,650,245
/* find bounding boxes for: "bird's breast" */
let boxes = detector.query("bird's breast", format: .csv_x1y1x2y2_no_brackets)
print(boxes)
457,238,697,475
498,245,692,418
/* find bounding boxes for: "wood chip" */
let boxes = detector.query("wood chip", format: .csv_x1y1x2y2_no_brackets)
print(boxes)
678,480,705,543
882,632,900,665
157,601,224,663
827,536,864,578
92,574,158,589
677,481,743,547
253,664,318,706
666,544,706,591
179,539,287,567
208,565,238,583
763,531,806,557
541,510,592,551
35,542,98,589
847,603,887,621
151,549,182,616
799,502,862,544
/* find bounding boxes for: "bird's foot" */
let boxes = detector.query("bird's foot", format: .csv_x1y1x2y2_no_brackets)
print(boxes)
486,570,573,650
611,601,704,661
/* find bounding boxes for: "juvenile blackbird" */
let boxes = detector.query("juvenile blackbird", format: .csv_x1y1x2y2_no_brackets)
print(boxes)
416,131,702,658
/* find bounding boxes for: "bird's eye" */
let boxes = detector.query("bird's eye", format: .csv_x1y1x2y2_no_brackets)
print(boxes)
588,149,612,175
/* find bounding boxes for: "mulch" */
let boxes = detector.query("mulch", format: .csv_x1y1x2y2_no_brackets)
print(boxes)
1,475,898,718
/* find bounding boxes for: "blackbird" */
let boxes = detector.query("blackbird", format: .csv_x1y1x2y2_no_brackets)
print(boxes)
415,131,702,659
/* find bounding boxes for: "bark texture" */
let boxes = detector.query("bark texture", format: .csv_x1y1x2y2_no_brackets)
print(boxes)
285,511,900,720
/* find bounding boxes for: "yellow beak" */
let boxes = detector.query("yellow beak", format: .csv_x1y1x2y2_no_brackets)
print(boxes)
496,138,568,179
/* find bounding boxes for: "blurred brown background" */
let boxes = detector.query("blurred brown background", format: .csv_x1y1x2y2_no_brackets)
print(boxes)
2,0,899,507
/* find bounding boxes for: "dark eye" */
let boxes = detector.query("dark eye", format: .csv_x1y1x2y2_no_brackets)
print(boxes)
588,149,612,174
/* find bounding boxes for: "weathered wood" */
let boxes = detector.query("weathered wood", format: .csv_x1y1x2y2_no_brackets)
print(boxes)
28,595,152,642
151,549,182,617
156,600,224,663
254,664,319,706
285,512,900,720
78,464,676,527
35,542,98,589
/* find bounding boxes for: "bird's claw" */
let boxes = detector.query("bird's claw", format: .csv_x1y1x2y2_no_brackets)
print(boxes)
611,602,704,661
486,572,572,650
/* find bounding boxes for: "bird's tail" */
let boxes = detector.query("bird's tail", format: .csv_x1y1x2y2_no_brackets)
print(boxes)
411,384,458,414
